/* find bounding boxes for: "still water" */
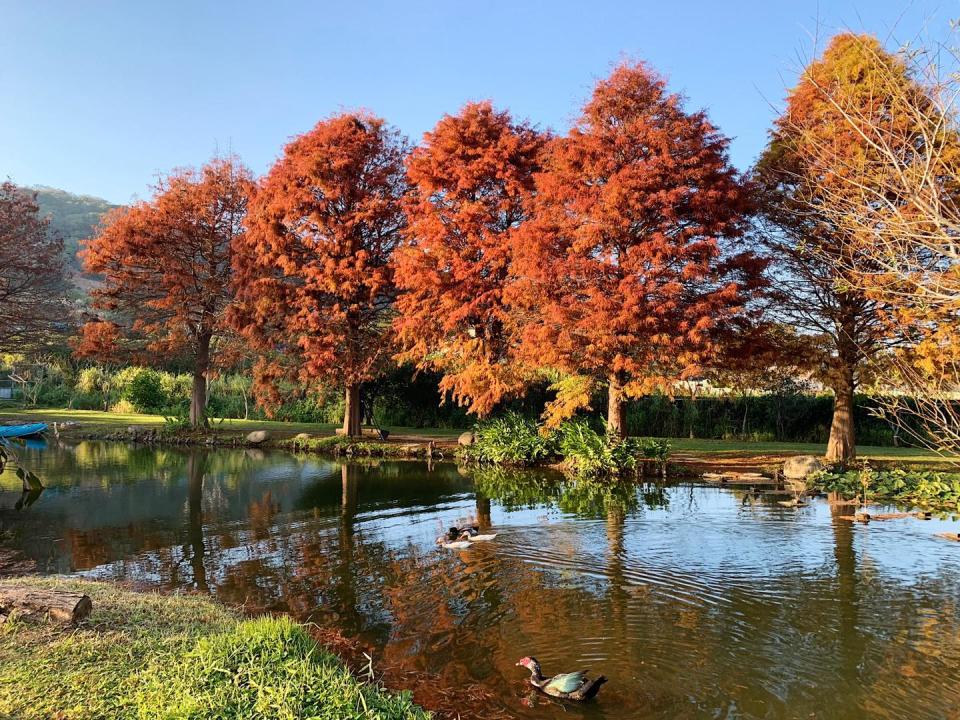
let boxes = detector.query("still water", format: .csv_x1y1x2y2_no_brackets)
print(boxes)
2,440,960,719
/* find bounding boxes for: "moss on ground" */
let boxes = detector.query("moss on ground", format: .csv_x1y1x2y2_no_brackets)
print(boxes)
0,577,429,720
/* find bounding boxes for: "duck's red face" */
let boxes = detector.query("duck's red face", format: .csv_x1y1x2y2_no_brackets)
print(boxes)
516,657,533,668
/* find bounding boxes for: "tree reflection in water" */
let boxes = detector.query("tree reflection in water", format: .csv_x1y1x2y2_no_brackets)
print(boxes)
2,443,960,719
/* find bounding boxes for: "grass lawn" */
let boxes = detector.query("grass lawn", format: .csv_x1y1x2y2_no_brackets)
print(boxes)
668,437,943,464
0,577,429,720
0,407,464,440
0,407,947,464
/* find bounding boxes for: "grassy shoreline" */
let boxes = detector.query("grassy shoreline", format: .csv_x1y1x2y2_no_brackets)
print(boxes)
0,407,946,466
0,577,430,720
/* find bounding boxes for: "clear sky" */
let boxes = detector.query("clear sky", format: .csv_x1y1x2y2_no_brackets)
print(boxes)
1,0,954,204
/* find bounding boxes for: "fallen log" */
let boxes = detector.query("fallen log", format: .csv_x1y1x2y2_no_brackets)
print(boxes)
0,585,92,624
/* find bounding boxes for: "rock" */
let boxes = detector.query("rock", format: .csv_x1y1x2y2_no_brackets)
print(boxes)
458,431,475,446
246,430,270,444
783,455,823,480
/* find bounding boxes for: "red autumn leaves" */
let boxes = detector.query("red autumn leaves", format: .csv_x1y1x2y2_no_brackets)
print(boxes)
79,62,762,433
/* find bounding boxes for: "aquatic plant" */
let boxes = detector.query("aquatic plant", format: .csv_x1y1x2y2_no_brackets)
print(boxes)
556,418,670,477
811,464,960,509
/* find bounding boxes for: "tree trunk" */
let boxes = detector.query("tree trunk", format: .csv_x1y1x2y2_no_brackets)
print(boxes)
190,333,211,428
343,383,361,437
607,371,627,440
741,393,749,437
826,368,856,467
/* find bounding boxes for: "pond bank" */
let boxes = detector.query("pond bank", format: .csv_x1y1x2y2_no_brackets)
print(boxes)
0,577,430,720
4,406,951,473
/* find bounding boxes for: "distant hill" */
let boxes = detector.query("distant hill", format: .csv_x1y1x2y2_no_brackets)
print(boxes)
29,186,118,271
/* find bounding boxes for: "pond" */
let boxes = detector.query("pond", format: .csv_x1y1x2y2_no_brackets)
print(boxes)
2,440,960,719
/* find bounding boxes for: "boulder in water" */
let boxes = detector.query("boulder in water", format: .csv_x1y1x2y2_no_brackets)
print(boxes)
246,430,270,444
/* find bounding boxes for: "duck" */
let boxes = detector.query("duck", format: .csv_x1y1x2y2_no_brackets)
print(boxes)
440,540,473,549
458,527,498,542
435,525,498,547
515,656,607,701
436,526,470,545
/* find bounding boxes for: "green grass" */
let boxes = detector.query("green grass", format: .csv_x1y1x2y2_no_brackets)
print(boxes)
0,406,946,463
667,437,943,463
0,407,464,440
0,577,429,720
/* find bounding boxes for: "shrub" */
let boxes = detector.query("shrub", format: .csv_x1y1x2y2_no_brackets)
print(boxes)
76,365,111,395
464,412,556,465
556,418,670,477
109,398,137,414
123,368,166,412
69,391,104,410
160,372,192,406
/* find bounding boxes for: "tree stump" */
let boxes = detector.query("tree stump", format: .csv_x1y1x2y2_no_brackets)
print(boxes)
0,585,92,625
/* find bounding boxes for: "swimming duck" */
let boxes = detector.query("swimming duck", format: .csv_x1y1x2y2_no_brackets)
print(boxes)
457,527,498,542
516,657,606,701
436,526,477,545
435,525,498,546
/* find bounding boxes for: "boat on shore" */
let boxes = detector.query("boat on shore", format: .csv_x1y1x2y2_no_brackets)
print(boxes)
0,423,48,439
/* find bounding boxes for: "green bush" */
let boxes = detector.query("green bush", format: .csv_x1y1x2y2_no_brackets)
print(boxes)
626,393,904,445
109,398,137,414
556,418,670,477
464,412,557,465
135,616,428,720
464,414,670,475
69,391,105,410
76,365,111,395
160,372,192,405
123,368,167,412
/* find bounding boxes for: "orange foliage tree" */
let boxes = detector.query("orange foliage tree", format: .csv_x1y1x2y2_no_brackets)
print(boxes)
77,157,252,426
768,33,960,457
0,182,68,352
393,102,546,416
754,34,923,464
231,113,408,437
510,62,761,438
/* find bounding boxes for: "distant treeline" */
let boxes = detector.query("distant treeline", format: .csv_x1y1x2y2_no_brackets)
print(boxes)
4,358,911,445
625,394,903,446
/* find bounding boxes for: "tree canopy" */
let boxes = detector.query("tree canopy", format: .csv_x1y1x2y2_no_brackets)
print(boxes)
77,156,252,425
231,112,408,436
0,182,69,353
394,101,545,416
510,62,762,437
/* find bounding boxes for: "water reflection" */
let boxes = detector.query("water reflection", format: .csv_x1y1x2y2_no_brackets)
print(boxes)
1,442,959,719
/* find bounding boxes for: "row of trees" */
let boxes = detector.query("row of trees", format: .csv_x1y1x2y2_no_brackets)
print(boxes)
4,31,958,466
76,62,766,444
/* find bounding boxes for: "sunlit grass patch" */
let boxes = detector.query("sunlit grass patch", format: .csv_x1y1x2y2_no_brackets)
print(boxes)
0,577,429,720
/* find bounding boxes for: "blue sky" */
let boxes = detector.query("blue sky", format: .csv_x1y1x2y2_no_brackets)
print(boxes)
1,1,953,204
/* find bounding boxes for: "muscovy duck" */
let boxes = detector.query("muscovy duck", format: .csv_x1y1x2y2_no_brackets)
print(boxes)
516,657,606,701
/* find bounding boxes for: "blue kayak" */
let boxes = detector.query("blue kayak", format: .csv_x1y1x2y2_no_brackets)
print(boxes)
0,423,48,439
